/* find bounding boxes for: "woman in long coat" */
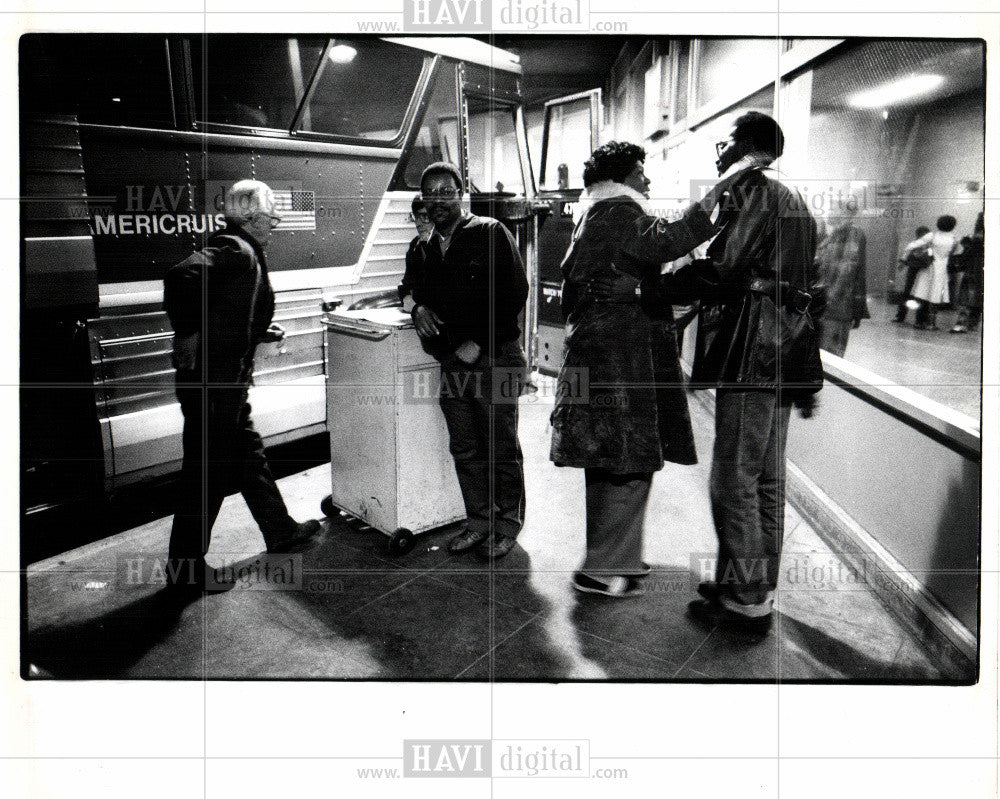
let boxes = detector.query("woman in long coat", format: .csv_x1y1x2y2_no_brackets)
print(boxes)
550,141,732,597
905,214,958,330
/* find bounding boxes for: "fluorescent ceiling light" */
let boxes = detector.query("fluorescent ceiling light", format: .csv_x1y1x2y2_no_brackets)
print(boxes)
849,74,944,108
328,44,357,64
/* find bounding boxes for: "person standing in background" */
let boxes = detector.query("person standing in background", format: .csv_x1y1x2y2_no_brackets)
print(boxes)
813,203,868,357
398,195,434,306
892,225,931,324
950,212,985,334
903,214,958,331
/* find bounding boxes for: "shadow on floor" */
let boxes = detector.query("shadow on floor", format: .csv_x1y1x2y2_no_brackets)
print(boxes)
775,614,942,681
24,534,951,682
25,589,189,678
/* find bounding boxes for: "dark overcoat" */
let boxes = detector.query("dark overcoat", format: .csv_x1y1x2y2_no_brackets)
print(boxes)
549,197,717,473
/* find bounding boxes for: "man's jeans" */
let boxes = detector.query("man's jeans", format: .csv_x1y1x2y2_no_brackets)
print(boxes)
709,388,793,608
438,339,526,541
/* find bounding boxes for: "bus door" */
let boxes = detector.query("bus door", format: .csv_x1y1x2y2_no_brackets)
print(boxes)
534,89,602,374
458,64,547,369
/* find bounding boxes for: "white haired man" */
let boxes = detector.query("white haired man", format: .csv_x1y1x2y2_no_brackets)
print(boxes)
163,179,321,597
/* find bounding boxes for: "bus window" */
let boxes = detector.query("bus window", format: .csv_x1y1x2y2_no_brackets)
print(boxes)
20,34,175,128
299,39,426,141
190,36,325,130
394,62,461,190
540,95,596,191
466,97,525,195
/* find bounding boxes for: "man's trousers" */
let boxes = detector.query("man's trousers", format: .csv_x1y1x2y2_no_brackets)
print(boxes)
437,340,526,542
709,388,793,609
167,380,297,574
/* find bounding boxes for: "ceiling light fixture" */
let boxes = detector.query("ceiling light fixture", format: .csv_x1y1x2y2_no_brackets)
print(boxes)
849,74,944,108
328,44,358,64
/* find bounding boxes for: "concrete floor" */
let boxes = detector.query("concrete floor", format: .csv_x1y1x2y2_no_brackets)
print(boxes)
24,391,960,682
840,297,982,421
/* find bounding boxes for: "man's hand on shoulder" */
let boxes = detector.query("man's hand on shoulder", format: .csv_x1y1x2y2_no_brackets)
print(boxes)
697,165,755,216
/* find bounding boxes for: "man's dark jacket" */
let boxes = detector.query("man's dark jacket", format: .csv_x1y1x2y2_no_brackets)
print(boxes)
643,167,822,391
163,225,275,385
406,214,528,355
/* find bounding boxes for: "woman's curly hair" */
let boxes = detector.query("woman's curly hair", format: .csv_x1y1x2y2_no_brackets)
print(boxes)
583,141,646,186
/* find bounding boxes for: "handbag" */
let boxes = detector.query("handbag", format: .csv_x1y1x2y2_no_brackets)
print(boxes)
903,245,934,270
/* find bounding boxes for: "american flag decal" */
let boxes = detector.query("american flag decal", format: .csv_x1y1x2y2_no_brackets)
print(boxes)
272,189,316,231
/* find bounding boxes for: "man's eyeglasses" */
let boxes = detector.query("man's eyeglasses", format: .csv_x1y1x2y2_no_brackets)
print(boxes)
409,212,431,223
420,187,459,199
715,140,733,158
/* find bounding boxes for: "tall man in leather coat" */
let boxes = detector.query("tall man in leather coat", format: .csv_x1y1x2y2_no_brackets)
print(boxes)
163,179,320,595
639,112,822,633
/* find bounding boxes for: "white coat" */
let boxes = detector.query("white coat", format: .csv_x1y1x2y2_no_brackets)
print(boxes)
906,230,956,305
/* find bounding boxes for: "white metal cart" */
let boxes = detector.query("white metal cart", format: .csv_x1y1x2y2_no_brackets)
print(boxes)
320,308,466,555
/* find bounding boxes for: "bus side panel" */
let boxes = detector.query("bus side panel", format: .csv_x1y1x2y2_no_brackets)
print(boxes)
79,127,397,289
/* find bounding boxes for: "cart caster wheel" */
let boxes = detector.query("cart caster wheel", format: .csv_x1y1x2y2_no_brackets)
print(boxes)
320,495,335,518
387,528,414,557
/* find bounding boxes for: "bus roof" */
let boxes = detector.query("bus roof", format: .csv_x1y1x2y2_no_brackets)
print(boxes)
383,37,522,74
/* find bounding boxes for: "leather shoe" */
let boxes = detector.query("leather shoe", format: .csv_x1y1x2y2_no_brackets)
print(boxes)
697,580,721,600
448,526,490,554
164,558,235,601
267,519,322,553
572,572,644,597
475,535,517,560
687,597,773,635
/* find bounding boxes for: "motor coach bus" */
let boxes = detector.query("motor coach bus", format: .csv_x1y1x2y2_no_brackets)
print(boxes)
20,34,544,524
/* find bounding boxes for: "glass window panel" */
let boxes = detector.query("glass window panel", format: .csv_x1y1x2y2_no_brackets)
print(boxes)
674,40,690,123
302,39,425,140
525,107,545,188
696,39,779,110
21,34,175,128
795,40,984,418
396,63,461,190
191,36,325,130
466,97,524,195
541,97,593,190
